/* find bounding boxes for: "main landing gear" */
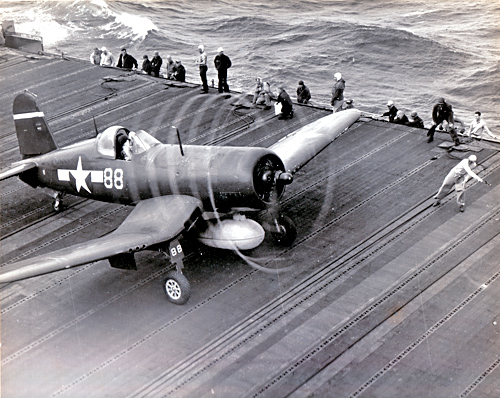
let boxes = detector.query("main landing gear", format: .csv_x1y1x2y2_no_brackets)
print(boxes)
52,192,64,212
270,215,297,246
163,239,191,305
164,271,191,305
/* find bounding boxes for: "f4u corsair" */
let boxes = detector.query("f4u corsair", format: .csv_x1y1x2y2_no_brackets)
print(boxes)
0,92,360,304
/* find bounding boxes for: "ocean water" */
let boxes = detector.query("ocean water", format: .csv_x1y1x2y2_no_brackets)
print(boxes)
1,0,499,129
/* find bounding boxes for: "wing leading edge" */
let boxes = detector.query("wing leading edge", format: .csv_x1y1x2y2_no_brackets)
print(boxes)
0,195,203,283
0,161,37,181
269,109,360,174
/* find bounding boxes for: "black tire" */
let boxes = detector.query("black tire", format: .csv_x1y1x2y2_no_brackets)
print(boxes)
164,271,191,305
53,198,63,212
271,215,297,246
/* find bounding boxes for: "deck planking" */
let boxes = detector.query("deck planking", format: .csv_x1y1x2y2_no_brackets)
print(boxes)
1,47,499,398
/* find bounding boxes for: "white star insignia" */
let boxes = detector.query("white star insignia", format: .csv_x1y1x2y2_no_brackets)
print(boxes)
69,156,91,193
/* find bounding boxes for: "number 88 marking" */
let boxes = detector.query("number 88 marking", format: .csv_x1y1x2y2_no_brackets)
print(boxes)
171,245,183,257
104,168,124,190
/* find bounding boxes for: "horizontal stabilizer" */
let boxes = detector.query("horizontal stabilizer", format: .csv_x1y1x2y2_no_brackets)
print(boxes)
0,195,203,283
0,161,37,181
269,109,360,174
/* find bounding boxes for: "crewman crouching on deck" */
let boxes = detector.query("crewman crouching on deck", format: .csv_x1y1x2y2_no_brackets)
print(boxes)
296,80,311,104
276,87,294,120
433,154,488,212
394,110,409,125
381,100,398,122
407,111,424,128
340,99,354,111
252,77,273,109
427,97,459,145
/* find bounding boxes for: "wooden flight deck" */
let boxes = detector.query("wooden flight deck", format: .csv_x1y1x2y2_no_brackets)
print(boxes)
1,46,500,398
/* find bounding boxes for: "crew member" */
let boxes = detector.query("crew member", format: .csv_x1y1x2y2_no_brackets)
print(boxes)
433,154,487,212
173,60,186,82
100,47,114,66
296,80,311,104
276,87,294,119
196,45,209,93
151,51,163,77
252,77,272,109
467,111,496,140
394,110,409,125
381,100,398,122
165,55,175,79
331,72,345,111
427,97,459,145
90,47,101,65
116,48,138,70
340,99,354,110
142,55,152,75
407,111,424,128
214,47,232,93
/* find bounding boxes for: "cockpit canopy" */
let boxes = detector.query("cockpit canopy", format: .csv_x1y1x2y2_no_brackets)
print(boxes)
95,126,161,159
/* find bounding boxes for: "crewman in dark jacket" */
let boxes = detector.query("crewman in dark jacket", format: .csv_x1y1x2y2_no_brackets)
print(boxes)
394,110,409,125
277,87,294,119
151,51,163,77
296,80,311,104
142,55,152,75
407,111,424,128
173,60,186,82
117,48,138,70
382,100,398,122
214,47,232,93
427,97,459,145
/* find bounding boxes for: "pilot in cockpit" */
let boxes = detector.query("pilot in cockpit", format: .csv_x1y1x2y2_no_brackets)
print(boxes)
116,130,133,161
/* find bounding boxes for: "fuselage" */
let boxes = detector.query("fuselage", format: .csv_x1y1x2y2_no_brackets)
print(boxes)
23,134,285,212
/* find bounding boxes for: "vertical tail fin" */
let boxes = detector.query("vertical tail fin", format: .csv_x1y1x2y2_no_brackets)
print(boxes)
13,92,58,158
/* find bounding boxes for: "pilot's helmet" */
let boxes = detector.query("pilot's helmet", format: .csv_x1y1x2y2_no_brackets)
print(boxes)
117,134,128,146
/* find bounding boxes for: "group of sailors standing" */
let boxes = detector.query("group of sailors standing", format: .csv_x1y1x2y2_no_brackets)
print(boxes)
90,46,186,81
90,46,496,140
90,45,232,91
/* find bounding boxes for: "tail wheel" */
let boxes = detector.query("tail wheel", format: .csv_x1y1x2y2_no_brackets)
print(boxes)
271,215,297,246
164,271,191,305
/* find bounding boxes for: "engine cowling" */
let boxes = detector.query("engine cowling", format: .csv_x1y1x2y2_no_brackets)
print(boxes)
141,145,291,211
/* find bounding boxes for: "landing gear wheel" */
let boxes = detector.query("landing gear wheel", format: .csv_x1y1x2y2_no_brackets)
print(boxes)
164,271,191,305
271,215,297,246
53,197,63,212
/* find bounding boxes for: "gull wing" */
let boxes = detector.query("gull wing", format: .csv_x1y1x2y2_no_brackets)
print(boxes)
0,161,37,181
0,195,203,283
269,109,360,174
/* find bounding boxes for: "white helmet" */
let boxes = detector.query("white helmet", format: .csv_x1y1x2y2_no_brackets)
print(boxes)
334,72,342,80
387,100,394,106
468,155,477,162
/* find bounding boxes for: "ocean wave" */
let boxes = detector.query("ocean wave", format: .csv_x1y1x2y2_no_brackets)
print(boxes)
2,0,497,128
